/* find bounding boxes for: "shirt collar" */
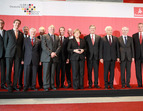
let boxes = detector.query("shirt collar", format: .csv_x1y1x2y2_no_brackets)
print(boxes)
13,28,19,32
30,36,35,40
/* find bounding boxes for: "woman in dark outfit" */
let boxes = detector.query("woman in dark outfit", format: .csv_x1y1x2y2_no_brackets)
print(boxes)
67,29,86,89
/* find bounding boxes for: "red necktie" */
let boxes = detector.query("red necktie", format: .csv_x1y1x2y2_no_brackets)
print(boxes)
140,32,142,44
31,39,33,46
91,34,94,45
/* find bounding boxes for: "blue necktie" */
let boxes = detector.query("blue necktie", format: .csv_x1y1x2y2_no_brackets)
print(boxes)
124,36,127,45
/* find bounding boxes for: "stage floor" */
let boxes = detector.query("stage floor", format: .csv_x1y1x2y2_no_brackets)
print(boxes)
0,85,143,99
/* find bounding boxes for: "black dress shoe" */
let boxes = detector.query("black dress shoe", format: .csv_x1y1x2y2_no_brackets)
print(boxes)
137,85,142,88
1,85,8,89
39,86,43,89
94,85,100,88
126,85,131,88
104,87,108,89
19,85,23,89
44,88,49,91
110,86,114,89
52,87,56,90
13,87,20,91
23,88,28,92
67,83,72,88
31,87,38,91
89,85,92,88
8,87,13,93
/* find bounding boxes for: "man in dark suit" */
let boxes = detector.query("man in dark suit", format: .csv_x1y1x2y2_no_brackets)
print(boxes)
36,27,45,89
118,27,134,88
41,25,61,91
100,26,120,89
84,25,101,88
4,19,24,92
18,26,29,89
56,27,70,88
0,19,7,89
133,23,143,87
23,28,41,91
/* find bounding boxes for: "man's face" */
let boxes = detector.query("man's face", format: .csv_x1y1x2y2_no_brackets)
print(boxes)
13,21,21,29
138,24,143,32
59,28,65,36
48,27,55,35
30,30,36,38
0,20,4,29
122,28,128,35
106,28,112,35
89,26,96,34
23,27,29,35
39,29,45,35
68,29,73,36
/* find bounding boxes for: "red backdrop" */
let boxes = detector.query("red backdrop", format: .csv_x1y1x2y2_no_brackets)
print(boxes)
0,15,143,87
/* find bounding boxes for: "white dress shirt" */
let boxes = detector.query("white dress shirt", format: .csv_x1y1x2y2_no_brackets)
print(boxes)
0,29,3,37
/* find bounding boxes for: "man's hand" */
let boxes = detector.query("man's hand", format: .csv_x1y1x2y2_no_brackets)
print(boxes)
100,59,103,63
39,62,42,65
132,58,135,62
21,61,24,64
51,52,57,58
66,59,69,64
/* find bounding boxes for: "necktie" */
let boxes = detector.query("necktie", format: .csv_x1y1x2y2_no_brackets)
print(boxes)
51,35,54,41
140,32,142,44
109,35,111,45
91,34,94,45
124,36,127,45
31,38,33,46
60,37,63,45
15,30,18,39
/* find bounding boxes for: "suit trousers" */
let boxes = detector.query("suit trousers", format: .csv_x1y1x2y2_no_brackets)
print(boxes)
120,60,131,86
104,60,115,87
24,62,38,88
71,59,85,89
6,57,20,87
87,59,99,86
135,59,142,86
0,57,6,86
43,61,58,89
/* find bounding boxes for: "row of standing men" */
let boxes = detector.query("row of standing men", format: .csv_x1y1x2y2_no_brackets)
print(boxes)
0,19,143,92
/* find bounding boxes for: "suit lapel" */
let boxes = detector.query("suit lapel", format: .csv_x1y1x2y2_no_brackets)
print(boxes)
120,36,126,46
105,36,110,45
27,37,33,48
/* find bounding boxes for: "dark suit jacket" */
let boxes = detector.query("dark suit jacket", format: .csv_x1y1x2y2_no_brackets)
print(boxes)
133,32,143,60
67,37,86,61
84,34,101,60
41,33,61,63
118,36,134,61
0,30,6,58
99,35,119,61
4,29,24,58
23,37,41,65
59,36,69,61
